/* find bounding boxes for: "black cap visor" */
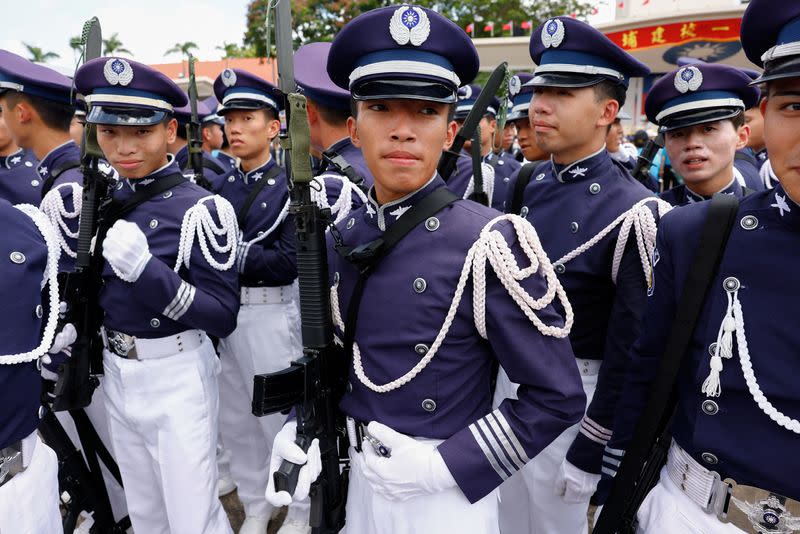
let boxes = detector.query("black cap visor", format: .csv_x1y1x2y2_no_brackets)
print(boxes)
86,105,169,126
352,79,457,104
658,107,742,133
528,72,615,89
217,99,277,114
753,55,800,85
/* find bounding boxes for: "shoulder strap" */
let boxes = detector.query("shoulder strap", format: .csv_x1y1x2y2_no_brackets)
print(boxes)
236,165,283,228
103,173,187,226
735,150,757,165
322,149,366,189
508,161,540,215
202,157,225,175
595,193,740,534
40,159,81,199
339,187,459,364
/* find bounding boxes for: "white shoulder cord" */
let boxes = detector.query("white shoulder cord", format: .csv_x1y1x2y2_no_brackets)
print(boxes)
555,197,672,283
759,159,776,190
1,204,61,364
311,173,369,226
174,195,238,273
330,214,573,393
462,162,495,206
39,183,83,259
702,280,800,434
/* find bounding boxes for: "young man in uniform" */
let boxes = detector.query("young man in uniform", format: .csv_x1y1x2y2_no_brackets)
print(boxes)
601,1,800,531
212,67,300,534
75,56,239,534
0,112,40,204
266,5,586,533
496,16,665,534
645,63,760,207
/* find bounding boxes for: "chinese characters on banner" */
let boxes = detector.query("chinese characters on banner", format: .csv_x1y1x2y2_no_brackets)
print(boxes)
607,18,741,51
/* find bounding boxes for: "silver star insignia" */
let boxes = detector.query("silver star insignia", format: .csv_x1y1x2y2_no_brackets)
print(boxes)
10,156,21,165
38,166,48,176
366,203,376,218
569,166,588,178
389,205,410,219
771,193,791,217
251,172,264,181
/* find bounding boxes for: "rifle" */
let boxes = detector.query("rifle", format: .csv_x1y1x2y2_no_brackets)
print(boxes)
438,62,508,181
630,134,662,192
52,16,112,412
251,0,348,532
467,125,489,206
185,54,213,191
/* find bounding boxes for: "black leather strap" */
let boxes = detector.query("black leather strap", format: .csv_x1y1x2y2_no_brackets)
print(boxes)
508,161,543,215
236,165,283,228
40,159,81,199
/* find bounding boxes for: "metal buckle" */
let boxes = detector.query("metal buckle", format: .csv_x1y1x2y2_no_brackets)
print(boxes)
704,471,732,518
0,446,24,486
719,478,800,532
108,330,138,359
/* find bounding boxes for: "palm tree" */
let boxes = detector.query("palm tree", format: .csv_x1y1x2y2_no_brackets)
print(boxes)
165,41,199,77
23,43,60,63
69,35,83,62
103,33,132,56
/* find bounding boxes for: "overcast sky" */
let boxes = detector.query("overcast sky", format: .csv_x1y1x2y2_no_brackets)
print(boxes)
1,0,251,72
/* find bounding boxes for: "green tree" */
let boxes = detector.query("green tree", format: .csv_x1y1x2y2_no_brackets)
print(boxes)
103,33,132,56
23,43,60,63
243,0,593,55
165,41,200,77
216,41,257,59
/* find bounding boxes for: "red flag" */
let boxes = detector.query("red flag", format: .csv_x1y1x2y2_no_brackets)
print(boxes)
466,22,474,33
502,21,512,31
569,12,577,18
484,22,494,32
618,1,625,7
520,20,532,30
643,0,650,4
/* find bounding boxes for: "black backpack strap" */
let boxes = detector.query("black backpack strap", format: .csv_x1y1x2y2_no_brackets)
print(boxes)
508,161,541,215
338,187,459,368
236,164,283,228
40,159,81,199
595,193,741,534
322,149,366,189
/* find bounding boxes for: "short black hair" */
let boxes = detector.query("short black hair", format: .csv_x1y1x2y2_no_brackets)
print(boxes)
349,98,456,122
593,80,627,108
4,92,73,132
310,99,351,126
730,111,746,129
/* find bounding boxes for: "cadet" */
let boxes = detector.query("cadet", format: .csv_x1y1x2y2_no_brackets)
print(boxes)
645,63,760,207
0,113,40,205
212,67,300,534
601,1,800,531
294,41,370,223
0,50,82,269
266,6,586,533
74,56,239,534
606,109,637,169
203,95,238,172
0,198,63,533
494,111,522,162
495,16,666,534
168,98,232,190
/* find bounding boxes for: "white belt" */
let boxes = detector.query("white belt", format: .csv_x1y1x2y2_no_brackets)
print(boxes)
240,285,293,305
666,440,730,516
102,327,205,360
576,358,602,376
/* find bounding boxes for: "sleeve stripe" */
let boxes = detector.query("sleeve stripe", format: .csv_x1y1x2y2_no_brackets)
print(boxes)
237,242,251,273
602,456,621,468
171,284,195,321
492,410,531,464
579,427,610,445
487,411,529,467
163,281,190,318
601,466,618,478
583,417,612,439
469,423,512,481
476,419,519,476
604,446,625,457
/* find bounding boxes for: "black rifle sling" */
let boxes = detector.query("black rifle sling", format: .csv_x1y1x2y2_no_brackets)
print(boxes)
236,165,283,228
339,188,459,373
40,159,81,199
322,149,365,189
594,193,740,534
102,173,187,229
508,161,542,215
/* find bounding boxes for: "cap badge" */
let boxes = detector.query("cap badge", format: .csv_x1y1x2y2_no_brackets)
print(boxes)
222,69,237,87
103,58,134,86
509,75,522,97
541,19,565,48
674,66,703,93
460,85,473,100
389,5,430,46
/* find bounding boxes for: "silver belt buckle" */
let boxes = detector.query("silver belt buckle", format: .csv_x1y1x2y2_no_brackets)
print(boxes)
703,471,732,518
719,478,800,532
0,444,24,486
108,330,138,359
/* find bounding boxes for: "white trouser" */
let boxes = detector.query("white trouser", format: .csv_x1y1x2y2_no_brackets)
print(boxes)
0,433,62,534
217,285,301,520
54,380,129,523
344,441,499,534
494,360,598,534
636,468,745,534
102,336,232,534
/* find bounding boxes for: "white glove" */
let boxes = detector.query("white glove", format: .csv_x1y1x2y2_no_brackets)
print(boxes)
359,421,456,501
102,220,152,283
49,323,77,356
555,459,601,504
265,421,322,507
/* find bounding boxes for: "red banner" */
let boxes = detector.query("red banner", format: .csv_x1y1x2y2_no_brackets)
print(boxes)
606,18,741,52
